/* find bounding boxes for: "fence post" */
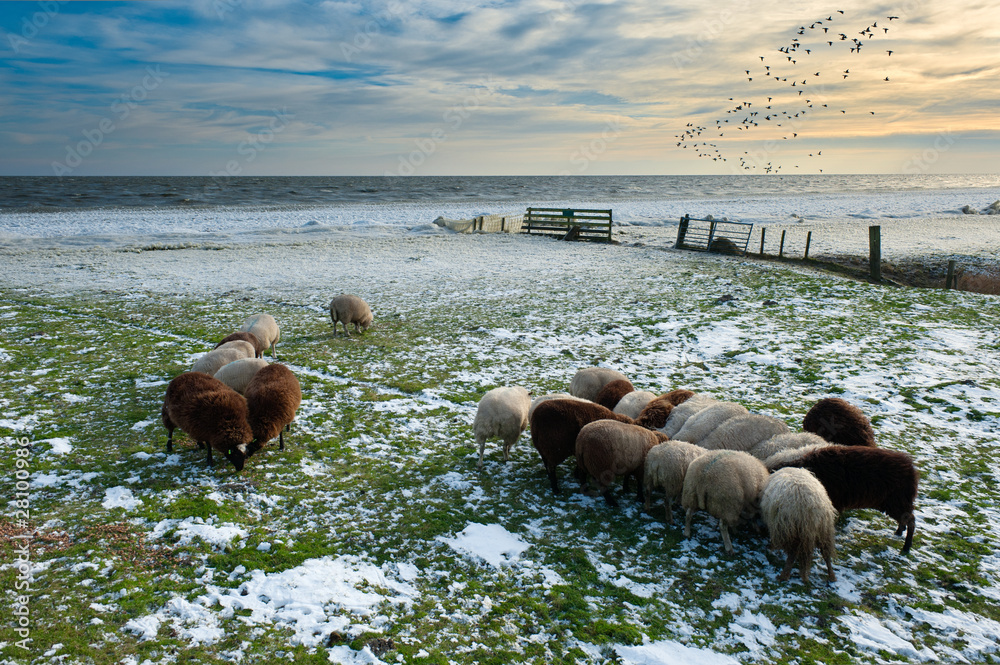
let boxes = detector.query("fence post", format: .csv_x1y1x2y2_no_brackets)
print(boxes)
869,226,882,282
804,231,812,259
779,230,786,258
945,260,956,289
759,227,766,256
675,214,690,249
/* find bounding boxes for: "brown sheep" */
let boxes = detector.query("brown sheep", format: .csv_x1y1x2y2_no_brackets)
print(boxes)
593,379,635,411
529,399,633,494
161,372,252,471
214,331,264,358
245,364,302,456
802,397,876,447
634,389,696,430
575,420,667,506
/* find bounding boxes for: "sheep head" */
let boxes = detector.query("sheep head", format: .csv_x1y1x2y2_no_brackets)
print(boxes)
224,443,249,471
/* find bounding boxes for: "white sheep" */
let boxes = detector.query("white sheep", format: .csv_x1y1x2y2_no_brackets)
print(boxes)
214,339,257,359
643,441,707,523
240,313,281,359
214,357,270,395
682,449,770,553
750,432,828,462
568,367,629,401
660,394,717,438
760,467,837,584
699,413,790,452
762,441,834,472
613,390,657,419
329,294,373,336
528,393,590,421
191,346,252,377
672,401,749,445
473,386,531,470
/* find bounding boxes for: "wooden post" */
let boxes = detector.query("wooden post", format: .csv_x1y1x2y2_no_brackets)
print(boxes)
946,260,956,289
759,227,766,256
869,226,881,282
804,231,812,259
779,230,786,258
707,221,717,252
675,214,690,249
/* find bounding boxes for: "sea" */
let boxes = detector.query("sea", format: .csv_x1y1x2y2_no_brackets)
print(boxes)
1,174,998,243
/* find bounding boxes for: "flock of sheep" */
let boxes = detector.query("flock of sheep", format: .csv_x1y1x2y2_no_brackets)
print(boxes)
473,368,920,584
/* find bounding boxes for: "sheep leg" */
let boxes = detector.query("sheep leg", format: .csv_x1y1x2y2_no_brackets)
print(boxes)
477,437,485,471
822,548,837,583
547,467,561,495
206,445,214,466
901,515,915,555
635,472,645,504
779,552,795,581
602,487,618,507
279,430,285,451
166,429,174,452
271,342,278,359
799,553,813,585
684,508,694,538
720,521,734,554
643,484,652,512
664,497,674,524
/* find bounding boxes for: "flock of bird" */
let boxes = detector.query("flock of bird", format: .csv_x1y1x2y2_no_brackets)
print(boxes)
676,11,900,173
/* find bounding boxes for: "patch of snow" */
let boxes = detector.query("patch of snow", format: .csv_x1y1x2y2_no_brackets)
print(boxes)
437,522,530,568
102,486,143,511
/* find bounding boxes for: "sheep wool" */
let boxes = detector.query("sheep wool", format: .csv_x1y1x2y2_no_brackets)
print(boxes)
215,331,265,358
682,449,770,554
473,386,531,470
803,397,876,447
761,467,837,584
575,420,667,506
613,390,657,419
214,357,270,395
528,393,589,421
661,394,718,438
568,367,630,401
245,363,301,455
593,379,635,412
191,346,253,377
634,390,695,430
672,401,749,445
240,313,281,359
699,413,790,452
750,432,829,462
329,294,374,336
529,398,633,494
161,371,252,471
644,441,707,523
215,339,257,359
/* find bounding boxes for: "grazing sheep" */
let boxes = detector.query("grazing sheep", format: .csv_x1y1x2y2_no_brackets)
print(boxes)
245,364,301,456
214,357,269,395
699,414,790,452
633,390,694,430
613,390,657,419
672,401,749,445
473,386,531,470
214,331,264,358
568,367,630,401
643,441,707,523
761,467,838,584
763,441,834,472
575,420,667,506
803,397,876,447
593,379,635,411
240,313,281,359
682,450,770,553
750,432,828,462
215,339,257,359
661,394,718,438
528,393,589,420
768,445,919,553
329,294,373,336
161,372,252,471
191,346,252,377
529,398,633,494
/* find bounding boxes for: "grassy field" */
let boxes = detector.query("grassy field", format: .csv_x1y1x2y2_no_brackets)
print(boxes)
2,233,999,664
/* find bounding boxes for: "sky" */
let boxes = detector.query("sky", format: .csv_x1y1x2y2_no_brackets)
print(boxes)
0,0,998,176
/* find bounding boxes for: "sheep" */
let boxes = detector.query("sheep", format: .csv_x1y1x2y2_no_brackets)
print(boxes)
643,441,707,523
593,379,635,411
672,401,749,445
215,339,257,359
329,294,373,336
762,441,834,472
214,331,264,358
191,346,253,377
472,386,531,470
240,313,281,359
568,367,630,401
528,393,590,420
803,397,876,447
633,389,696,430
767,445,920,553
682,449,770,553
161,371,252,471
661,394,718,438
699,414,790,452
760,467,837,584
529,398,633,494
750,432,828,462
245,363,301,456
613,390,657,419
214,357,269,395
575,420,667,506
